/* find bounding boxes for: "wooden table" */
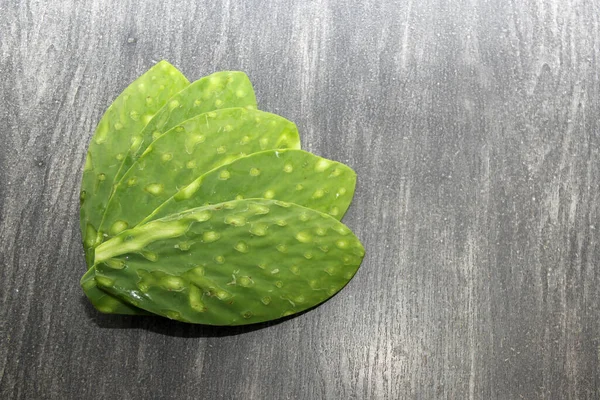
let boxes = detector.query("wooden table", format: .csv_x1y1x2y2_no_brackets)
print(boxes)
2,1,599,398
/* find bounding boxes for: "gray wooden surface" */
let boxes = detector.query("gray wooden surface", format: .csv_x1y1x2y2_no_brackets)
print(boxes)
1,0,600,399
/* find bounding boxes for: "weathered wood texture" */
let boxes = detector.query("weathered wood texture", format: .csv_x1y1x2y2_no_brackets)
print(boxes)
1,0,600,399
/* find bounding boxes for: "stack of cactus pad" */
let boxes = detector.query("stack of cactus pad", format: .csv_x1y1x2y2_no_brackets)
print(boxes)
79,61,365,325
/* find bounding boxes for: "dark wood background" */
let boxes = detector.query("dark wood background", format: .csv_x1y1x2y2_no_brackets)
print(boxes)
2,1,600,399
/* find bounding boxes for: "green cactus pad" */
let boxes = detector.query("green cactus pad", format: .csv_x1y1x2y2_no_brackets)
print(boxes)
113,71,257,184
143,149,356,224
80,61,189,266
93,199,365,325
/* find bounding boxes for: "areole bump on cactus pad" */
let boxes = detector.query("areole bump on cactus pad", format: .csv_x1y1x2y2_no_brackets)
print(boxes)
79,61,365,325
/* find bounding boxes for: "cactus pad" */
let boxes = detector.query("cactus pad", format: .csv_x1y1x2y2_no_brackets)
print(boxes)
143,149,356,223
113,71,257,184
93,199,365,325
80,61,189,266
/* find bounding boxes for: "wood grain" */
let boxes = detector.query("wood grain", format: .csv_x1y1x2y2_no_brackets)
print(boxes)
1,0,600,398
